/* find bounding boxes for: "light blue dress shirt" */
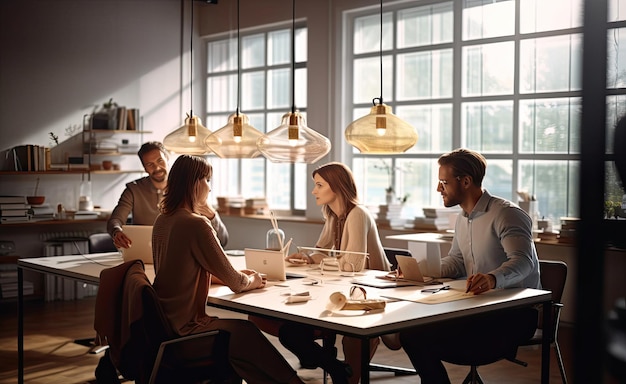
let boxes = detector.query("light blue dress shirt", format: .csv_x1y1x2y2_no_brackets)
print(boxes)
441,190,541,289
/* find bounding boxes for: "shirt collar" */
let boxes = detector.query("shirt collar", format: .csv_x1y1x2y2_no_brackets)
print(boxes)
464,189,492,219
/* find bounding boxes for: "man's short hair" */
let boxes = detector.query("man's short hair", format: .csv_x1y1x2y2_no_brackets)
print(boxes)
137,141,169,162
438,148,487,187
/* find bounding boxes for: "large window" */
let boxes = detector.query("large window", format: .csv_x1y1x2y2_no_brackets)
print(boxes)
348,0,626,223
205,25,308,212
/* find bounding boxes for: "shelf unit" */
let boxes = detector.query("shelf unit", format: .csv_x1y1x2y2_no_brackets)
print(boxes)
83,128,152,175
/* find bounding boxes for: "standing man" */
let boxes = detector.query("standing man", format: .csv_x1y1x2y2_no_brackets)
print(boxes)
399,148,540,384
107,141,228,248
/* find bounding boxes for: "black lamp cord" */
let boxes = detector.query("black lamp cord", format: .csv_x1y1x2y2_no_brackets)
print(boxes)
236,0,241,116
189,0,194,118
374,0,384,106
291,0,296,114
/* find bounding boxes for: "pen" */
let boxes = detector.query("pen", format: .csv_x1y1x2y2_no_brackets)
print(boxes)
465,276,473,293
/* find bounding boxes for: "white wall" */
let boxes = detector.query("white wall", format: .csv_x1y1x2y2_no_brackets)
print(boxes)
0,0,192,210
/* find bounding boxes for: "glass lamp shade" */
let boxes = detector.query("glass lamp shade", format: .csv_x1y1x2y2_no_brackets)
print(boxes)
345,103,418,154
257,111,331,163
163,114,212,155
204,112,263,158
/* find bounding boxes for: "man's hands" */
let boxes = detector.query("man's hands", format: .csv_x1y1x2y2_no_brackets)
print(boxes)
465,272,496,295
112,230,131,249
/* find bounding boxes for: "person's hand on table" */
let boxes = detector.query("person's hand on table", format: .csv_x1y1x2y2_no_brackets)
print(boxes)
241,269,266,289
285,252,312,264
112,230,131,249
465,272,496,295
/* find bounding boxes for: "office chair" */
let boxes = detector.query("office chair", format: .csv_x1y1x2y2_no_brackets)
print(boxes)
75,233,118,354
457,259,568,384
88,232,117,253
367,248,417,376
508,259,568,384
95,260,240,384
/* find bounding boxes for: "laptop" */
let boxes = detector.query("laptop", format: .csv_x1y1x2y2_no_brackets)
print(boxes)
120,225,154,264
244,248,306,281
352,255,434,288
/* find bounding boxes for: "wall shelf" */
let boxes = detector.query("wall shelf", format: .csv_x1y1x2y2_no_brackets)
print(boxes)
0,171,87,175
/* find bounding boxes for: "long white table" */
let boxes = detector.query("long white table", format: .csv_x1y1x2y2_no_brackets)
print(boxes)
208,258,553,383
17,254,552,384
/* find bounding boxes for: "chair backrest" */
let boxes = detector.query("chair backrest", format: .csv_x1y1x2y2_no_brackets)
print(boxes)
383,248,412,271
88,233,117,253
537,259,567,331
539,259,567,303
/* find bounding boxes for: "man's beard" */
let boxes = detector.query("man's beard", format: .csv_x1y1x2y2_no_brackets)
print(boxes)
150,170,166,183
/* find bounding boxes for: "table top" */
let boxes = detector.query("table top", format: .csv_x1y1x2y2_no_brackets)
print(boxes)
208,258,551,338
17,252,156,283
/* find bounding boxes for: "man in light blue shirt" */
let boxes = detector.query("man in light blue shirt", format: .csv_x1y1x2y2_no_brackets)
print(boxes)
399,148,540,384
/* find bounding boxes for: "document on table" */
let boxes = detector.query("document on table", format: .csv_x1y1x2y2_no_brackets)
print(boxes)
382,287,475,304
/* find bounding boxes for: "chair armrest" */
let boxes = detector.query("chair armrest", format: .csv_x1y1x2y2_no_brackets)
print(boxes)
149,330,221,384
160,330,220,347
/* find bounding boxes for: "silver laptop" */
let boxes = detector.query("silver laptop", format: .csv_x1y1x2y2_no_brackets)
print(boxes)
352,255,434,288
244,248,306,281
120,225,154,264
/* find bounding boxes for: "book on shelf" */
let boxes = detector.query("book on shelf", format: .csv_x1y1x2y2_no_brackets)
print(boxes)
412,216,452,230
1,216,31,223
73,211,100,220
116,107,127,130
8,145,49,171
0,208,30,217
0,196,26,204
376,218,407,228
0,203,29,210
0,280,34,298
29,204,55,219
422,206,462,218
126,108,140,130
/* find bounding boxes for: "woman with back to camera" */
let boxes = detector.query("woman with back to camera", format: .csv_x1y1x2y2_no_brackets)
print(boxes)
252,162,391,384
151,154,305,384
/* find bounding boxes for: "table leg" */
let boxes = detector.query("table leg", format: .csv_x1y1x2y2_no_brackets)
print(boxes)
541,300,551,384
361,337,370,384
18,266,24,384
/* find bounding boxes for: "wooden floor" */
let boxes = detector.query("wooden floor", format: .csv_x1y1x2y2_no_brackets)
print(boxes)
0,297,574,383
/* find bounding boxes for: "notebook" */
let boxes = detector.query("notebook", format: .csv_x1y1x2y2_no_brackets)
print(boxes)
244,248,306,281
352,255,434,288
120,225,154,264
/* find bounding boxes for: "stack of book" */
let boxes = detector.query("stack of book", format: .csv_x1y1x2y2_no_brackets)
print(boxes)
376,204,405,227
0,265,33,299
412,206,462,230
558,217,579,244
29,203,55,221
73,210,100,220
244,197,268,215
0,196,30,223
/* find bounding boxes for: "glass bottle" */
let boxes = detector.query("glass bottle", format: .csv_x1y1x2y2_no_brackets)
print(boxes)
78,180,93,211
266,228,285,251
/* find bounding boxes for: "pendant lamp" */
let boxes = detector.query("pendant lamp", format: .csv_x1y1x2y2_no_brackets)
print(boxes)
205,0,263,158
256,0,331,163
164,0,212,155
344,0,418,154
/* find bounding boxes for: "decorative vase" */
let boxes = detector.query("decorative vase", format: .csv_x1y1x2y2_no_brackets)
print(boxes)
385,191,395,205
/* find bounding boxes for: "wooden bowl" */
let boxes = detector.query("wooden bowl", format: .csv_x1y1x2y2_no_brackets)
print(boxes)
27,196,45,205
